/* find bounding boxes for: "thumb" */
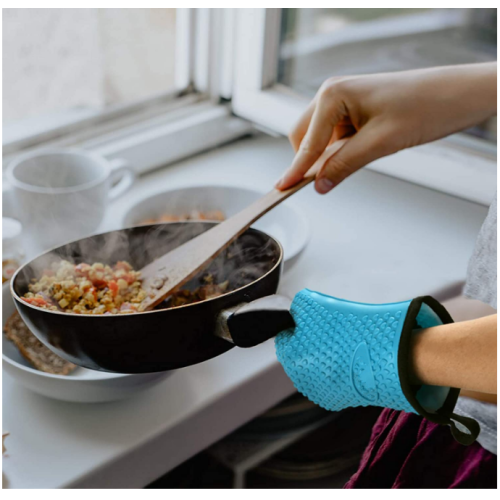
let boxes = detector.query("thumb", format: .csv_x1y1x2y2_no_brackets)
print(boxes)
315,126,391,194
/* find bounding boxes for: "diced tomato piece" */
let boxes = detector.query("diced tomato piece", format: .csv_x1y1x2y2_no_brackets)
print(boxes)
88,287,98,300
114,261,132,271
90,271,106,287
108,280,119,297
91,278,107,288
75,263,91,276
123,273,136,284
22,296,48,307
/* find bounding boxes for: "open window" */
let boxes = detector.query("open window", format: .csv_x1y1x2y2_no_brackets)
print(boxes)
3,8,497,205
231,8,497,205
2,8,250,174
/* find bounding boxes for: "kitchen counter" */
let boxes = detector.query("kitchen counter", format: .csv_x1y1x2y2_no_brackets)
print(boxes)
2,134,490,488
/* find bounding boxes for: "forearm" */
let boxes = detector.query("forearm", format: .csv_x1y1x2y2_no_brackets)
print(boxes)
411,62,497,141
410,314,497,394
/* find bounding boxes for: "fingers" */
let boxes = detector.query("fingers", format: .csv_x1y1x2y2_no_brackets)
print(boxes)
331,118,355,143
303,138,349,178
277,85,347,190
289,81,335,152
314,124,390,194
289,99,316,152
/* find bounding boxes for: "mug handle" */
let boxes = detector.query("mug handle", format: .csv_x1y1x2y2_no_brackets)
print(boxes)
108,158,135,200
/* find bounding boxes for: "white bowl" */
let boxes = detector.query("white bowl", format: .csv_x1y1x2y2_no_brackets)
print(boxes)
2,284,171,403
122,185,310,264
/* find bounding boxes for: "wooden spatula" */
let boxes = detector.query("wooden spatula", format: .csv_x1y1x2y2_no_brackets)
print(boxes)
139,141,346,311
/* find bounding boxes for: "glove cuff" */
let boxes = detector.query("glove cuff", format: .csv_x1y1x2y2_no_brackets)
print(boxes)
399,296,480,446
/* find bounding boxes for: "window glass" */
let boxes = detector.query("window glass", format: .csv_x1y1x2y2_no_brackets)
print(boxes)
3,8,177,126
279,8,497,142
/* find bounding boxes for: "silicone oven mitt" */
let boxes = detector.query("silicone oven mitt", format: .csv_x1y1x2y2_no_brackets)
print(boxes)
274,289,480,446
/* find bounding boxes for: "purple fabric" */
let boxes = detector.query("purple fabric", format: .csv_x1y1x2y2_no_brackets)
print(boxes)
344,408,497,489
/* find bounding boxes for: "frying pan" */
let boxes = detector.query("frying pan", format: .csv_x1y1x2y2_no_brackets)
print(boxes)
11,222,294,373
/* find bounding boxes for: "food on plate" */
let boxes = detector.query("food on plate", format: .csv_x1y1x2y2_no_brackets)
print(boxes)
141,210,225,224
3,311,76,375
23,260,146,315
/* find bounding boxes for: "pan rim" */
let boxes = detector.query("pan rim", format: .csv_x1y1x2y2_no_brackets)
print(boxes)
11,222,284,318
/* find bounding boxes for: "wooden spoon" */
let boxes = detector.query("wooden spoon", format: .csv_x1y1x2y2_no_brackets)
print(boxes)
139,140,347,311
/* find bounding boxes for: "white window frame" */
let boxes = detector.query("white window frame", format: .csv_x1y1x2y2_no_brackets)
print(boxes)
2,8,252,175
231,8,497,206
3,7,496,206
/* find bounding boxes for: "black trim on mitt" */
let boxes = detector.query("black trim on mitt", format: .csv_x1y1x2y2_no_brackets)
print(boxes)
398,296,480,446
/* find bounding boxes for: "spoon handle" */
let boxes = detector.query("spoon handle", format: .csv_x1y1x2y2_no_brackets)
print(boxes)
139,177,313,310
140,140,347,310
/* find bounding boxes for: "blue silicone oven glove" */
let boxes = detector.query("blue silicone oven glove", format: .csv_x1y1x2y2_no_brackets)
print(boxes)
275,289,480,446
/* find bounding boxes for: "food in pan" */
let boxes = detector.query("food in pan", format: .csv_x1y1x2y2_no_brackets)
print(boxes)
21,224,279,316
23,260,146,314
167,274,229,307
141,210,225,224
22,260,234,314
3,311,76,375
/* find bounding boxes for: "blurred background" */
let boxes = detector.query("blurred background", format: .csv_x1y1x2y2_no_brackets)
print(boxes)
3,8,497,141
3,8,177,123
279,8,497,141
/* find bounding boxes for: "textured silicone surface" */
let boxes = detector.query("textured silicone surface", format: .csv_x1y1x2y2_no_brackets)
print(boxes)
275,289,416,413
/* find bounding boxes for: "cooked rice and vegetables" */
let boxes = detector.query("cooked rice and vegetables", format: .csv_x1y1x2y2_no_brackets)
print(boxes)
23,260,145,314
22,260,232,314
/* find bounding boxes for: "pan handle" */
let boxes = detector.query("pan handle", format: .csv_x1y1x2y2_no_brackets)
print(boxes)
215,295,295,348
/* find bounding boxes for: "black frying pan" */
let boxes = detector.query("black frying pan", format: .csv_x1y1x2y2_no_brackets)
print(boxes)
11,222,294,373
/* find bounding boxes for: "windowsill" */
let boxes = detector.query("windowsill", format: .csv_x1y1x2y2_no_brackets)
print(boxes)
3,107,100,146
2,134,489,488
233,87,496,206
3,89,190,155
2,100,252,176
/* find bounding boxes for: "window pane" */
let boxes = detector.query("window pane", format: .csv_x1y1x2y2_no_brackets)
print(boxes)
3,8,177,126
279,8,497,142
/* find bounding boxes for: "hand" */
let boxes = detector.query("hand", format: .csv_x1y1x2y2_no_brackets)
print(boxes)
276,63,497,194
275,289,485,445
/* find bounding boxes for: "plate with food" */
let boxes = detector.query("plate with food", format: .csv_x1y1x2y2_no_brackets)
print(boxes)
2,283,171,402
121,185,310,265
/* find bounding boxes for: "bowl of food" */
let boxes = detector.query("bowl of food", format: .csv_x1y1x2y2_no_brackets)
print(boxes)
2,283,171,402
11,222,284,374
121,185,309,264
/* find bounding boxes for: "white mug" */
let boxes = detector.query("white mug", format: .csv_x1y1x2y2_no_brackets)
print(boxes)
6,149,135,249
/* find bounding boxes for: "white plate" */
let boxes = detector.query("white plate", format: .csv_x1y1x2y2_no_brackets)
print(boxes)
122,185,310,264
2,284,171,403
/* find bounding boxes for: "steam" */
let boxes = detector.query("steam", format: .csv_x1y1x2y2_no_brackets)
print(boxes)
13,155,280,303
16,220,279,305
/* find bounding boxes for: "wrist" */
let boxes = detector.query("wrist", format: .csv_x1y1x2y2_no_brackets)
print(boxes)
409,315,497,394
409,324,448,387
